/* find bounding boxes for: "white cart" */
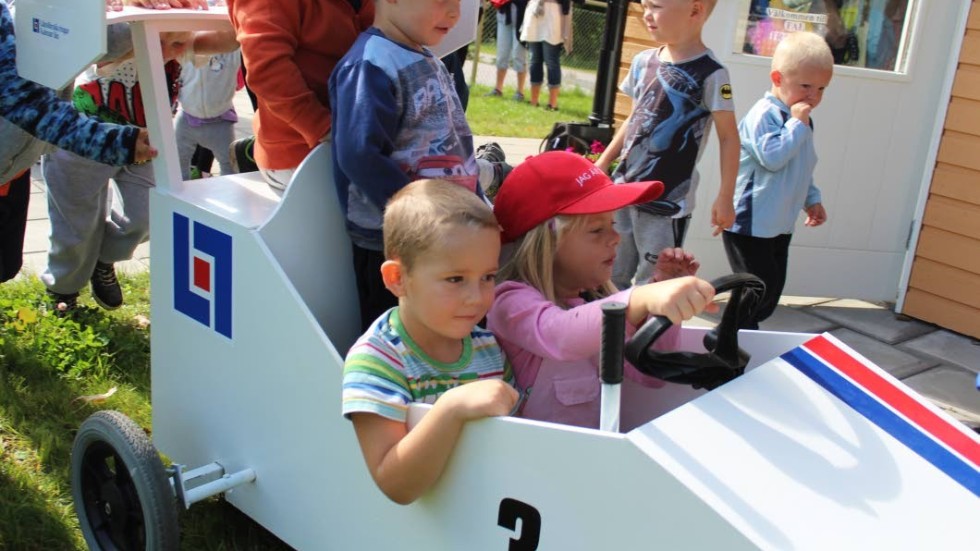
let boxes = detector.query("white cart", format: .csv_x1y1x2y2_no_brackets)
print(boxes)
20,3,978,550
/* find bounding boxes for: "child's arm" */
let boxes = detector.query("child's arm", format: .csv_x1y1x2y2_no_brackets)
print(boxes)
626,276,716,327
595,105,631,174
231,0,331,145
489,276,714,362
191,28,238,56
0,5,151,166
743,108,809,172
351,380,517,505
710,110,739,236
122,0,209,8
330,61,412,209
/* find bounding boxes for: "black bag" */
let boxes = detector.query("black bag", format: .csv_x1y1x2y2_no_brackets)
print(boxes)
540,122,612,155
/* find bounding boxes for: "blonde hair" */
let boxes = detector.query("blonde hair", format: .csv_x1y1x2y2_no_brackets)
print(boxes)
771,32,834,75
384,179,498,270
498,215,618,306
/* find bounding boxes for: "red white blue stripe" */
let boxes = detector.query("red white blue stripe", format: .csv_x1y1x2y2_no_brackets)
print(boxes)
782,335,980,497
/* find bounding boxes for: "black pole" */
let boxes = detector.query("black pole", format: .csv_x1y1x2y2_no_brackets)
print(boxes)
589,0,631,128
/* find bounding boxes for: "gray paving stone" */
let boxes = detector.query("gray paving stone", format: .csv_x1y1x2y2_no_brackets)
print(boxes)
902,365,980,423
900,330,980,374
20,252,46,278
23,219,51,255
759,305,839,334
829,328,938,380
777,295,836,307
694,302,839,335
28,189,47,220
809,299,935,345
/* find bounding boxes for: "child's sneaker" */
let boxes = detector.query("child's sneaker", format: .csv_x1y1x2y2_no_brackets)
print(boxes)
484,88,503,97
90,262,123,310
46,290,78,314
513,92,525,102
229,136,258,173
475,142,506,164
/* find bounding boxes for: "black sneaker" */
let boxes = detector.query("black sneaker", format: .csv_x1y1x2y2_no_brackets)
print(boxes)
475,142,506,164
229,136,258,173
46,290,78,314
90,262,123,310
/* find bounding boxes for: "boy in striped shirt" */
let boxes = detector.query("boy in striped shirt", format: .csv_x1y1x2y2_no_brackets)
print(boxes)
342,179,518,505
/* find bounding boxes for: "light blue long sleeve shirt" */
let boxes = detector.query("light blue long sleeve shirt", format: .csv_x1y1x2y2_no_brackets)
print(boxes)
730,92,822,238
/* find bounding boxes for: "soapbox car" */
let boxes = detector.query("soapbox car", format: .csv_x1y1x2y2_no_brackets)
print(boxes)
19,3,975,550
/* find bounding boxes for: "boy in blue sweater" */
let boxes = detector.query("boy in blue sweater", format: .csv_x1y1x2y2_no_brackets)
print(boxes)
330,0,503,330
723,31,832,329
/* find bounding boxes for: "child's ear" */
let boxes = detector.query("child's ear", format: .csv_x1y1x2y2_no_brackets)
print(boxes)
380,260,407,297
770,69,783,87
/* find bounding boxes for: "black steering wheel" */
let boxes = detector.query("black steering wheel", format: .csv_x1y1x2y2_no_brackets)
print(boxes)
624,274,766,390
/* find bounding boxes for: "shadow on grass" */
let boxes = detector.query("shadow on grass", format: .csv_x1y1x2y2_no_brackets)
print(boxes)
0,469,81,550
0,356,87,550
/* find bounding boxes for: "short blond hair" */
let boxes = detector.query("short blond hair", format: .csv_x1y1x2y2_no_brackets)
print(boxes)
772,32,834,74
384,179,498,270
497,215,617,306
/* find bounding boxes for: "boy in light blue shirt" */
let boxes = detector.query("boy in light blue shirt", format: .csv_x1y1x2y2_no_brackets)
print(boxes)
723,31,832,329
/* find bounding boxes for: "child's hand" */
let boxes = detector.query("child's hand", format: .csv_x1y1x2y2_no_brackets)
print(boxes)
804,203,827,227
650,247,699,282
633,276,716,326
440,380,518,422
790,102,813,125
134,129,158,163
711,196,735,236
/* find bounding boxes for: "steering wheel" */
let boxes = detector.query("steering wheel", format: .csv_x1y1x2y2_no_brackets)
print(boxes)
624,274,766,390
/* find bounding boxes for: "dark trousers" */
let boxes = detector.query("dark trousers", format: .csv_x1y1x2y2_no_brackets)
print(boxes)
0,170,31,283
722,231,793,330
352,244,398,331
528,41,562,87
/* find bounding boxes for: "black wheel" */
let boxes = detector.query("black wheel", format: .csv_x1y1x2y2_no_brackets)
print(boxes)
71,410,179,551
625,273,766,390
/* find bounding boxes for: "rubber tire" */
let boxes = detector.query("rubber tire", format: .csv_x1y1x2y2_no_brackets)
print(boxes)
71,410,179,551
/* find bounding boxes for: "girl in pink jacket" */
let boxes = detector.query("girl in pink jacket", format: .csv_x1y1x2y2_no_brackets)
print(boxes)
487,151,716,429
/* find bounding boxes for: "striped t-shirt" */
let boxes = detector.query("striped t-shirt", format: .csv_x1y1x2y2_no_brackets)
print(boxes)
342,307,513,423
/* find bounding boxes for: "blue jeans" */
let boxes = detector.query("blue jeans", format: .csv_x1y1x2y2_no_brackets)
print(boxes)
495,7,527,73
528,41,562,88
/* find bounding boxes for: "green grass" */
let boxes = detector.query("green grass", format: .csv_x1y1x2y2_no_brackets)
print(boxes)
0,274,290,550
466,83,595,139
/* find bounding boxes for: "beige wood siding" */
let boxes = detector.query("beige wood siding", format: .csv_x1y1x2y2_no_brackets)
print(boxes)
904,0,980,338
614,4,657,123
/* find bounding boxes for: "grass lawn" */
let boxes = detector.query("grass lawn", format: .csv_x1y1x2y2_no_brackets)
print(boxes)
466,83,595,139
0,274,290,550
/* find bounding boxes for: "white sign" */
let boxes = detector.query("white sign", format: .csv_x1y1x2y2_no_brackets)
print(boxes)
15,0,106,90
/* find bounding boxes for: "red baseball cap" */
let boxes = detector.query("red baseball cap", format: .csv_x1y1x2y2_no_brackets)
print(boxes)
493,151,664,243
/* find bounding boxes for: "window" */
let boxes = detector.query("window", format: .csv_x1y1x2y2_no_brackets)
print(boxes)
735,0,915,73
